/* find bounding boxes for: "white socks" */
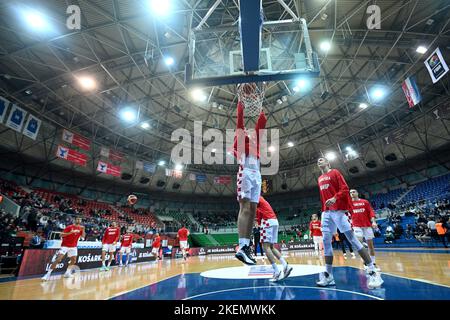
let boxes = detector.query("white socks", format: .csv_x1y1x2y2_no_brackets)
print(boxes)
371,256,376,264
239,238,250,250
279,257,288,268
325,264,333,275
272,263,279,274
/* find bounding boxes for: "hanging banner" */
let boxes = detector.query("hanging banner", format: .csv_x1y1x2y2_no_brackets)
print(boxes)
56,145,88,166
165,168,182,179
432,103,450,120
100,147,125,162
143,162,156,173
424,47,449,84
62,129,91,151
5,104,27,133
97,161,121,177
214,176,231,185
0,96,9,123
402,76,422,108
384,128,408,145
189,173,207,183
22,114,42,140
136,160,144,170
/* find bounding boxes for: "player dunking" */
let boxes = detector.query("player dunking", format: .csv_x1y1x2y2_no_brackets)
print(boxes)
316,157,383,288
257,196,292,281
350,189,380,271
100,221,120,271
177,225,190,260
233,94,267,265
309,214,323,256
42,217,85,281
118,232,134,267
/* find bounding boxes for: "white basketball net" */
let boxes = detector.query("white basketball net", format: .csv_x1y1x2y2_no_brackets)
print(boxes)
237,82,266,117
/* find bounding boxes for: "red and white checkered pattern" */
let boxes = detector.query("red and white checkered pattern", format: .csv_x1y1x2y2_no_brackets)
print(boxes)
259,218,279,244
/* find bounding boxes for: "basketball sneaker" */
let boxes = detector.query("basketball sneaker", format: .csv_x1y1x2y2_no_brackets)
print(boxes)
269,270,283,282
235,245,256,265
364,264,381,273
63,273,74,278
316,272,335,287
283,264,293,279
99,266,107,271
367,271,384,289
41,274,50,281
351,252,356,259
343,253,347,260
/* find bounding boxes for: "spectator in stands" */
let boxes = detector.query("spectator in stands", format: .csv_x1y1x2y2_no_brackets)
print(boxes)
393,222,404,239
27,208,38,232
384,225,395,243
435,218,448,248
417,214,428,224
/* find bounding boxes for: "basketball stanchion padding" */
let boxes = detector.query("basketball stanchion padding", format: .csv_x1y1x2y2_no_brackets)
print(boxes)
237,82,266,117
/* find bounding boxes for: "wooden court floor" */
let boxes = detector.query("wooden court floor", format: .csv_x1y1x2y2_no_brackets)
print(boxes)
0,249,448,300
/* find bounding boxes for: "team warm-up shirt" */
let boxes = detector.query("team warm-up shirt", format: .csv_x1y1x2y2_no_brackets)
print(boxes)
121,234,133,247
152,236,161,248
233,101,267,160
61,225,84,248
350,199,376,227
102,227,120,244
256,196,277,225
309,221,322,237
177,228,189,241
318,169,352,212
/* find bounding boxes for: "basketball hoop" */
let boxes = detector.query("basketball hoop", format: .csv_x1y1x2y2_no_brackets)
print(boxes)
237,82,266,117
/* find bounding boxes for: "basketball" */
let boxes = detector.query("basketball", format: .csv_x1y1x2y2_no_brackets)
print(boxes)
127,194,138,205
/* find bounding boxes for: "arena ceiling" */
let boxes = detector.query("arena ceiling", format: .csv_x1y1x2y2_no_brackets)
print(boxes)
0,0,449,197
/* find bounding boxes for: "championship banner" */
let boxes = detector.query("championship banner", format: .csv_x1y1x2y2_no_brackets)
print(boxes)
189,173,207,183
5,104,27,133
383,128,408,145
0,96,9,123
100,147,125,162
402,76,422,108
213,175,231,185
189,173,196,181
165,168,182,178
424,47,449,83
22,114,42,140
143,162,156,173
62,129,91,151
432,103,450,120
97,161,121,177
56,145,88,166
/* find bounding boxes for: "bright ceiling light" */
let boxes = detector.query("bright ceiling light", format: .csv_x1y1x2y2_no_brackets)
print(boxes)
287,141,294,147
164,56,174,66
320,41,331,52
140,122,150,129
158,160,166,166
119,108,138,123
150,0,171,16
191,88,207,102
211,148,217,153
359,102,369,109
370,87,386,101
268,145,276,153
174,164,183,171
293,78,310,93
325,151,336,161
77,76,96,90
23,10,48,30
416,46,428,54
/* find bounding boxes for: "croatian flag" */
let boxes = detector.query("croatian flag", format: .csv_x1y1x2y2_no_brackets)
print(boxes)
402,76,422,108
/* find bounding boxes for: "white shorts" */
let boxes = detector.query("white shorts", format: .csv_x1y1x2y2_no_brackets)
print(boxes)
102,243,117,253
321,210,352,234
237,166,261,203
313,236,323,244
151,247,159,255
353,227,375,240
179,241,188,249
58,246,77,258
260,219,279,244
120,246,131,254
